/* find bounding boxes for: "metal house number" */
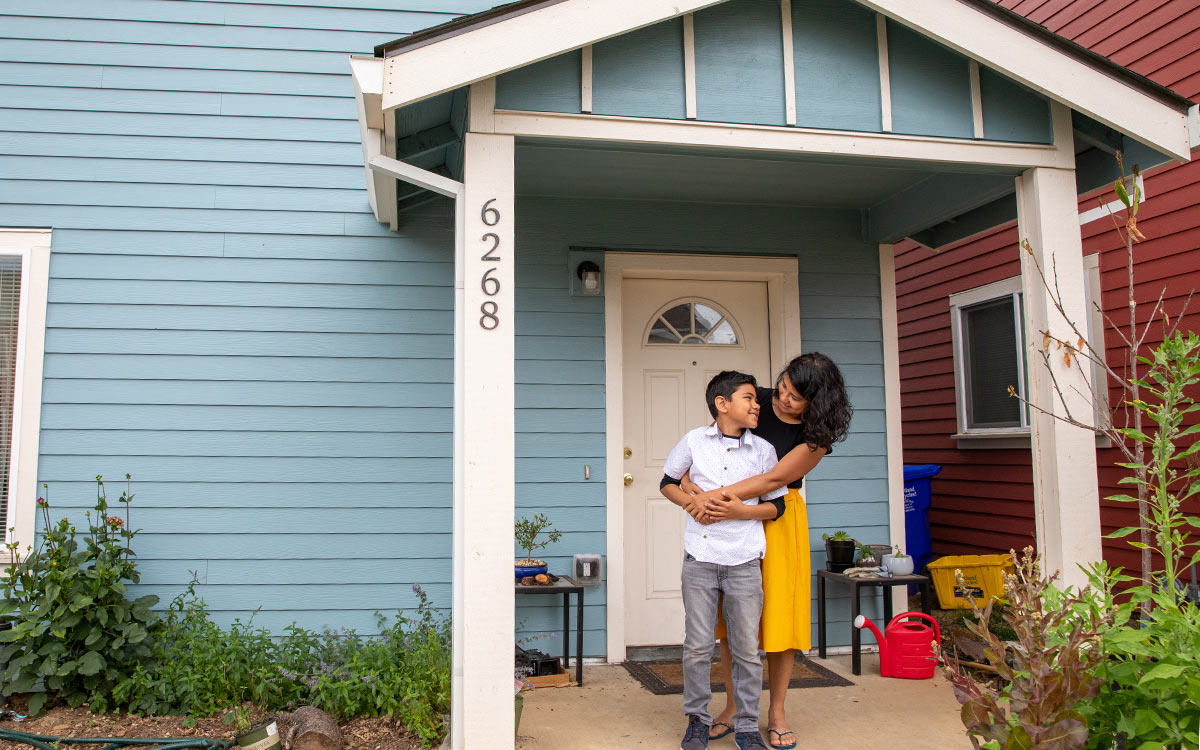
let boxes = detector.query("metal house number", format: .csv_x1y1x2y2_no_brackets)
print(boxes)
479,198,501,330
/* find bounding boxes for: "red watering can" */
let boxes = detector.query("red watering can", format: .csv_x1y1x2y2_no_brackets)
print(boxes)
853,611,941,679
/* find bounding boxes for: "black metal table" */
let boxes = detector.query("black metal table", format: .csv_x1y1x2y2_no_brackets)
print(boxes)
816,569,932,676
514,575,585,685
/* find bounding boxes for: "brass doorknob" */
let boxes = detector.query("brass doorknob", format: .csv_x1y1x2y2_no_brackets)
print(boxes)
623,473,634,486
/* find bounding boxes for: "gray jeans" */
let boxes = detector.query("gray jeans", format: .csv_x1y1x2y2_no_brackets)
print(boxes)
680,552,763,732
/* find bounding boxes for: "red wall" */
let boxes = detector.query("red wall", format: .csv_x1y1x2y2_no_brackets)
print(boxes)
896,0,1200,569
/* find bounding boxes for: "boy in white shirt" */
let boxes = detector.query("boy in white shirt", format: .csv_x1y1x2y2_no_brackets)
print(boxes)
660,371,785,750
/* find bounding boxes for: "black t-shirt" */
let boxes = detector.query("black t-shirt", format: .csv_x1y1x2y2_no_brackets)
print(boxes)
754,386,830,489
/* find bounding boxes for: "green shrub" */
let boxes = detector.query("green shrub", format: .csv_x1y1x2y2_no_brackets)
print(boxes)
112,583,451,747
0,476,159,715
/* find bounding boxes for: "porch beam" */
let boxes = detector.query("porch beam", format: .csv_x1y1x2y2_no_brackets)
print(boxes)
381,0,728,111
878,243,907,616
451,132,516,750
396,123,460,161
368,154,463,198
491,109,1074,169
1014,165,1102,589
865,172,1015,243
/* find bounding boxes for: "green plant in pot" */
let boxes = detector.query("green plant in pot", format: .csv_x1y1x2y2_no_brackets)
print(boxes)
883,546,914,576
856,541,879,566
514,513,562,580
822,530,857,572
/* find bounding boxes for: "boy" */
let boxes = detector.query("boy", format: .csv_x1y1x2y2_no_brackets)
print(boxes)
660,371,785,750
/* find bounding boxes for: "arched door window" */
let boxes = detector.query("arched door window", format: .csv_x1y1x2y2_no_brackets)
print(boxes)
644,299,741,346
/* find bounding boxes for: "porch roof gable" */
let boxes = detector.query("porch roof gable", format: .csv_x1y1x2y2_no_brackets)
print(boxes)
373,0,1193,161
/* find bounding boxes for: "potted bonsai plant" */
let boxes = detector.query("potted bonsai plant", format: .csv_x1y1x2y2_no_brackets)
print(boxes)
515,512,562,579
822,530,857,572
883,545,914,576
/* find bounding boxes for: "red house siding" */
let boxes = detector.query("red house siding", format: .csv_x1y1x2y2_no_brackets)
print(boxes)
895,0,1199,567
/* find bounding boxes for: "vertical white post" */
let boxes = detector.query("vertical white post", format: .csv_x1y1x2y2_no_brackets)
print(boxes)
878,243,907,614
452,131,516,749
1014,166,1102,589
780,0,796,127
683,14,697,120
876,14,892,133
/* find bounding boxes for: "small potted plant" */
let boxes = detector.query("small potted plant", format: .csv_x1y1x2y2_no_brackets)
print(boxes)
822,530,857,571
882,545,914,576
856,541,878,567
515,513,562,579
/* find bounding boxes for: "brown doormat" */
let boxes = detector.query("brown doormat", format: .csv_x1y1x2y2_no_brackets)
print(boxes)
622,653,852,695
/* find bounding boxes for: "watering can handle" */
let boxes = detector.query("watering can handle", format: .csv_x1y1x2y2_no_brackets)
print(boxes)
890,611,941,643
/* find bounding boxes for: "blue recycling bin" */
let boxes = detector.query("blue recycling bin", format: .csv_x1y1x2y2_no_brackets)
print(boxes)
903,464,941,574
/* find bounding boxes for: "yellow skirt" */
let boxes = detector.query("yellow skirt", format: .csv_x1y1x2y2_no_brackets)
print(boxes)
715,488,812,652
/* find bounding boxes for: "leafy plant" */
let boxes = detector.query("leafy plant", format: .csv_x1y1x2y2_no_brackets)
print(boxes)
940,547,1110,750
892,546,908,559
1062,331,1200,749
514,513,562,564
821,530,851,542
0,476,159,715
112,582,452,748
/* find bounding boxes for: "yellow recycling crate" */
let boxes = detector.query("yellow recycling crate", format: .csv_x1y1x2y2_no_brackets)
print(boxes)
926,554,1014,609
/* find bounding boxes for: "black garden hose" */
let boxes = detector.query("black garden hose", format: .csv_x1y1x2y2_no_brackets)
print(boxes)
0,728,232,750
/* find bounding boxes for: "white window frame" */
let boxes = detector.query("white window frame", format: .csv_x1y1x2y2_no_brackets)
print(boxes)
0,229,50,567
949,276,1029,444
950,263,1105,448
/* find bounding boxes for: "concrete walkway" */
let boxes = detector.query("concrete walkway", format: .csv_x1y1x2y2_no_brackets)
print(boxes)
516,655,967,749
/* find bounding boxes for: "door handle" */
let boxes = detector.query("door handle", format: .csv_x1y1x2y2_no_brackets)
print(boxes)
623,473,634,486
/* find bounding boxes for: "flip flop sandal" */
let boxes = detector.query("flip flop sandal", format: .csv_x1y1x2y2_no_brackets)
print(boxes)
768,729,797,749
709,721,734,740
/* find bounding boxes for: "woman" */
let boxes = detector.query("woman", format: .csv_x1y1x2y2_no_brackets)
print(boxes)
680,352,851,749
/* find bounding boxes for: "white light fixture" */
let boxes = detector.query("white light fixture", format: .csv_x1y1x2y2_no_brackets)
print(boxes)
576,261,602,296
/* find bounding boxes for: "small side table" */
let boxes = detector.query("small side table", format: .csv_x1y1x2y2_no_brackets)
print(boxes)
514,576,585,685
816,569,932,676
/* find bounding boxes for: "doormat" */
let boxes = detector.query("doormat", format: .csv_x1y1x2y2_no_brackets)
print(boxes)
621,654,852,695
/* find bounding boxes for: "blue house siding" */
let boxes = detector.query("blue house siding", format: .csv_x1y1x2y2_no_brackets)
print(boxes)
0,0,508,634
514,197,892,653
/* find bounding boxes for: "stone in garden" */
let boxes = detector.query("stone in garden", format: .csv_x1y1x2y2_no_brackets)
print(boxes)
281,706,343,750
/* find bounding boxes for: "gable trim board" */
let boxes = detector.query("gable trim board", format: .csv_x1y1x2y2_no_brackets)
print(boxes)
373,0,1192,161
601,252,802,661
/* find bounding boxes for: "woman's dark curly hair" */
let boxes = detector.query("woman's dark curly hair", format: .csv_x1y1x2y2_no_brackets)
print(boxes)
777,352,852,452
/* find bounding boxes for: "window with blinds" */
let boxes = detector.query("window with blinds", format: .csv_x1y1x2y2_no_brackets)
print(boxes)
0,256,21,535
960,294,1025,429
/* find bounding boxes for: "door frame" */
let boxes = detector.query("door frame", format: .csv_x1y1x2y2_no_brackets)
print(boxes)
603,252,802,662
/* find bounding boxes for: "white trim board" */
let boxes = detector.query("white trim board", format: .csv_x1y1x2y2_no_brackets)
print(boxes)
382,0,727,111
603,252,801,661
0,228,50,569
491,109,1071,169
377,0,1191,160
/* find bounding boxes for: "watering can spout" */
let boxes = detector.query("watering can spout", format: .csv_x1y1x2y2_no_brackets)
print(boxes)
853,615,889,675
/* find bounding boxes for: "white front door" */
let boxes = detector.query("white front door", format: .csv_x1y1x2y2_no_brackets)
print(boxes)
621,277,772,646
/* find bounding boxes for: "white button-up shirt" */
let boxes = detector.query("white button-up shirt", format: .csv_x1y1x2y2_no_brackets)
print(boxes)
662,424,784,565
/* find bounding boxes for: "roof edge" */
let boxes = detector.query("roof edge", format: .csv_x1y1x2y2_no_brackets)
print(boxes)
374,0,567,58
956,0,1192,111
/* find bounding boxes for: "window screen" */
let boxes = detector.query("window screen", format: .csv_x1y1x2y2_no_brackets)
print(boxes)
0,257,20,535
962,295,1022,428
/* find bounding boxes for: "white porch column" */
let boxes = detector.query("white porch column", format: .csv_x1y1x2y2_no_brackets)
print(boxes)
452,131,516,749
878,243,908,614
1014,166,1102,589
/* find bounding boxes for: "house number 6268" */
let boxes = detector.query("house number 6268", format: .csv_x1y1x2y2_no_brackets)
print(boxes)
479,198,501,330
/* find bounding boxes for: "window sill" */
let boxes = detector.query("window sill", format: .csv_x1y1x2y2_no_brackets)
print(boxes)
953,430,1031,450
953,430,1111,450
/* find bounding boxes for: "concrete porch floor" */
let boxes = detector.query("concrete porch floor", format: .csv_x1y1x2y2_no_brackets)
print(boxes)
516,654,967,749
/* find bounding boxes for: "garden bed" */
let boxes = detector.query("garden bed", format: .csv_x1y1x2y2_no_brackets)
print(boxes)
0,697,424,750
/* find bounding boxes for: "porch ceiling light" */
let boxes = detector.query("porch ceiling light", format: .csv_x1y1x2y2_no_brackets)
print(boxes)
576,261,602,296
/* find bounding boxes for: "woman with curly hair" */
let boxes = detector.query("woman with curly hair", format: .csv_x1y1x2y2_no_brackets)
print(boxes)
679,352,852,749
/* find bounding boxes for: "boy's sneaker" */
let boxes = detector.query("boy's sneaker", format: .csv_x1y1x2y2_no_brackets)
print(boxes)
680,715,710,750
734,730,768,750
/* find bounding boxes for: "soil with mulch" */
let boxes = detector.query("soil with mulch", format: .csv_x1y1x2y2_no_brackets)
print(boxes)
0,696,426,750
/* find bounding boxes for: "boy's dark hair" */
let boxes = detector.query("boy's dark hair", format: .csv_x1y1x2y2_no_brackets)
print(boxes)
705,370,757,419
777,352,852,451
